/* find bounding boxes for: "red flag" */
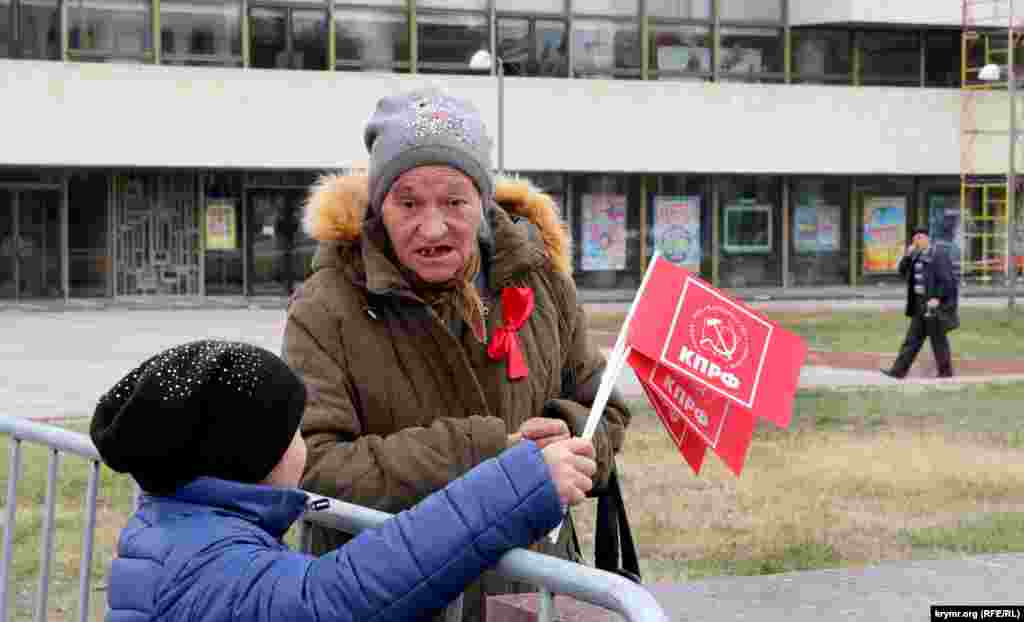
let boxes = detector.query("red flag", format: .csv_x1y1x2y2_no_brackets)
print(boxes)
627,257,806,429
636,369,708,475
629,350,756,476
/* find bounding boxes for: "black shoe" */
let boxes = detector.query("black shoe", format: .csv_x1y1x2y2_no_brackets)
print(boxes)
880,368,905,379
937,372,954,379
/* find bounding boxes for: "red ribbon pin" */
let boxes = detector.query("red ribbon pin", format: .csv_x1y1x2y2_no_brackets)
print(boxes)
487,287,534,380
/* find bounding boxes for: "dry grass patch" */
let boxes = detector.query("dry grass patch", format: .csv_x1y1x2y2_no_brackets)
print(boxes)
572,396,1024,581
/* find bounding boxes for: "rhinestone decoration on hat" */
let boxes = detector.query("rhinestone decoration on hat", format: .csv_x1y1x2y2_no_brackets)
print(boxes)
406,94,478,147
99,341,264,405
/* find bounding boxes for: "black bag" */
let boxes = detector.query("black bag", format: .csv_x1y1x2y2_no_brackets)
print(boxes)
567,464,641,584
557,367,642,585
593,465,642,583
937,305,960,333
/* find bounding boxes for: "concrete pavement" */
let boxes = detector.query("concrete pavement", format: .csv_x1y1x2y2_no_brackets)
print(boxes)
2,307,1022,420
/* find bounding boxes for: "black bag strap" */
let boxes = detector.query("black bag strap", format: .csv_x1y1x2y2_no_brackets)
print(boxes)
594,466,642,584
560,363,641,583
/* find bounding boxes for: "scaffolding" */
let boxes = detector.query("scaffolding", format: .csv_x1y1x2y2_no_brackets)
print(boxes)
961,0,1024,286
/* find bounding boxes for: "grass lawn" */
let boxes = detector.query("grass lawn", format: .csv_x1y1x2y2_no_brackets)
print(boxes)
588,307,1024,359
3,383,1024,617
571,381,1024,581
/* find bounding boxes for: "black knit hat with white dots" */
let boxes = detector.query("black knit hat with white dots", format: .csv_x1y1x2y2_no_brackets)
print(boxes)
90,340,307,495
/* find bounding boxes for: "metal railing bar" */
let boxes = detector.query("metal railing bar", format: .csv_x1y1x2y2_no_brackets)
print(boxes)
303,495,668,622
0,438,23,622
443,593,463,622
0,421,669,622
75,461,100,622
297,521,312,555
33,449,60,622
0,417,98,462
538,588,555,622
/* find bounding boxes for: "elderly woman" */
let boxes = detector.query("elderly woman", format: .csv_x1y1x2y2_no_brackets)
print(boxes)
283,88,631,621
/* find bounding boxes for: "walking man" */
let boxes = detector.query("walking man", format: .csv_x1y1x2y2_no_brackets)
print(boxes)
882,227,959,379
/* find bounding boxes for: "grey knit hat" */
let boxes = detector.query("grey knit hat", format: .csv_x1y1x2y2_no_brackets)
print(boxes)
364,87,494,217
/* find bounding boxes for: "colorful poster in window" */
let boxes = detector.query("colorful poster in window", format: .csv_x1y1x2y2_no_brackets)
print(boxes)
582,193,627,271
793,203,841,252
862,196,906,273
653,195,701,270
928,193,962,267
206,200,237,251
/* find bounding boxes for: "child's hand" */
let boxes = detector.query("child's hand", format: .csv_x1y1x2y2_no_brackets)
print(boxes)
542,438,596,507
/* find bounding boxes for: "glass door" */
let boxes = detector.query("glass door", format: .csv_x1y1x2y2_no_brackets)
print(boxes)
248,188,313,296
0,188,62,300
0,190,13,298
18,189,62,298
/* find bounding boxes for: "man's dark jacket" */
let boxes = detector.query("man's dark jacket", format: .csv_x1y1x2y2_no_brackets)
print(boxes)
897,245,958,328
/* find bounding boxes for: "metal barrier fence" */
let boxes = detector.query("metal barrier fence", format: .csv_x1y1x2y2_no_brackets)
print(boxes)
0,414,669,622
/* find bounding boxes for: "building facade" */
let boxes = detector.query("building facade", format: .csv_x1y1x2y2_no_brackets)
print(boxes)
0,0,1004,300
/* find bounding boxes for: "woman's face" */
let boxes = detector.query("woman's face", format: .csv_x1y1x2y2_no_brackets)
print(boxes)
380,166,482,283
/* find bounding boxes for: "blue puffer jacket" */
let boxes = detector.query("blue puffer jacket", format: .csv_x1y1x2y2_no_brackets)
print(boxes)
105,441,562,622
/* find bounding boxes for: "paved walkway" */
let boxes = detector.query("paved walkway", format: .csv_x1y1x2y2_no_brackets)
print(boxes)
2,306,1021,421
645,553,1024,621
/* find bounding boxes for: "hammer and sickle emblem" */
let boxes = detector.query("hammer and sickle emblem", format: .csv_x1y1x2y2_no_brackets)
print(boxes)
699,317,738,361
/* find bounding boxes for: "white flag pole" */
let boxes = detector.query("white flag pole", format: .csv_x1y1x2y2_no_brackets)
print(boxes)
548,253,661,543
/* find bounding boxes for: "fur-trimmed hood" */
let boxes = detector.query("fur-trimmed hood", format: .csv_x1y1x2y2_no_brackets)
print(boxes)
302,173,571,276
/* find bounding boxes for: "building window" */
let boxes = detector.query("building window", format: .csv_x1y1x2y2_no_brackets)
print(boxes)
418,0,485,9
719,0,783,23
0,0,9,57
161,0,242,66
719,175,782,288
925,30,960,88
497,17,567,77
859,31,921,87
1,0,61,60
417,9,488,74
571,18,641,79
574,0,637,18
572,173,641,289
647,174,710,279
650,23,711,80
495,0,563,11
647,0,709,20
335,7,409,72
67,0,152,61
719,27,784,82
249,4,328,70
789,177,850,287
792,28,851,84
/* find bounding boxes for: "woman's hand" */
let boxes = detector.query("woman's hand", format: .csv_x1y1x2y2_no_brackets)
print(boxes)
507,417,571,449
541,438,597,507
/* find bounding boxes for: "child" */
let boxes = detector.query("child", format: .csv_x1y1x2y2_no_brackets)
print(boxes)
90,339,596,622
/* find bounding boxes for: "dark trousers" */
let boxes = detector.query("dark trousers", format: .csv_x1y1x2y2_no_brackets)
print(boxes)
890,311,954,377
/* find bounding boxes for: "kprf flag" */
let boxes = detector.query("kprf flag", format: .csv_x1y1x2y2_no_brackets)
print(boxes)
624,256,806,476
549,255,807,541
629,350,755,476
628,257,806,426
